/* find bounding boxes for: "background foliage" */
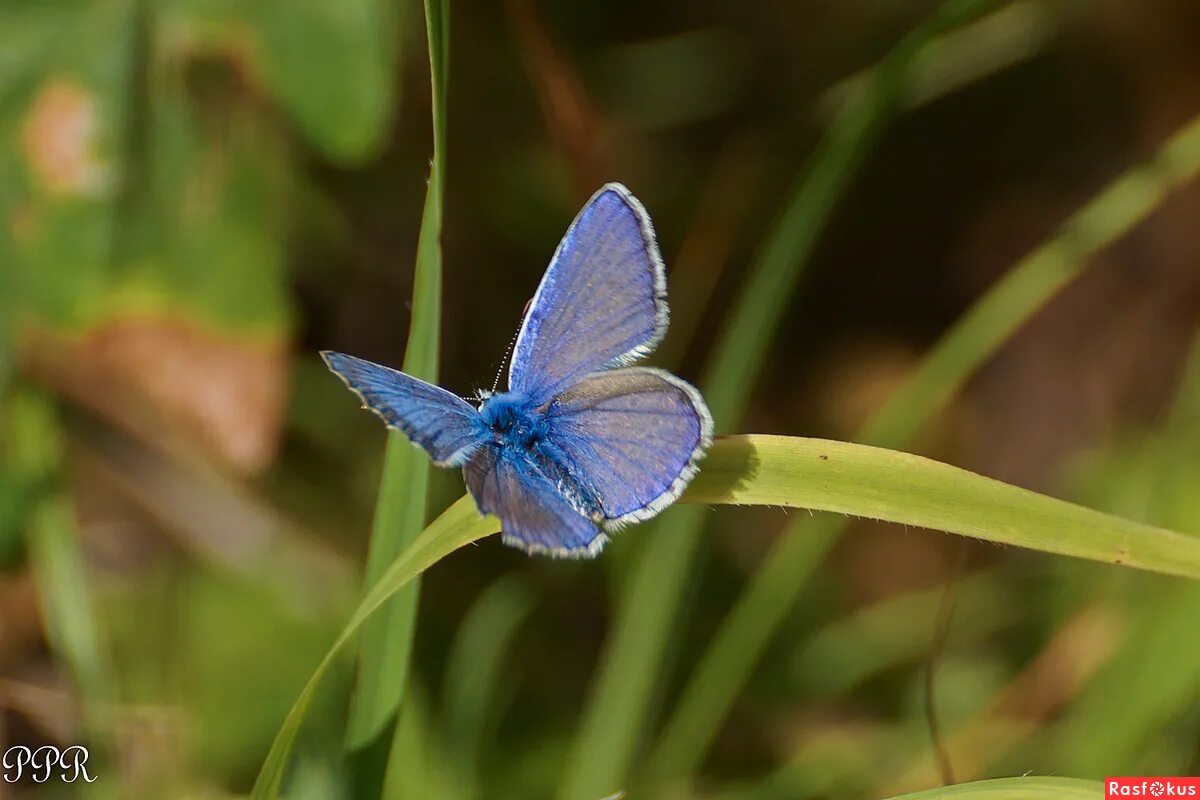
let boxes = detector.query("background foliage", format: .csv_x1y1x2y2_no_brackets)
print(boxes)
1,0,1199,798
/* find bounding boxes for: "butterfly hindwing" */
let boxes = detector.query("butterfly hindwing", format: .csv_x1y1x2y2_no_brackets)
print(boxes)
322,351,488,466
508,184,667,403
463,444,604,557
545,367,712,525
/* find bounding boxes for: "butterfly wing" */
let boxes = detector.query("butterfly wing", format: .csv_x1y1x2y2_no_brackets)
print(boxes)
508,183,668,403
545,367,712,525
464,444,604,557
323,351,487,466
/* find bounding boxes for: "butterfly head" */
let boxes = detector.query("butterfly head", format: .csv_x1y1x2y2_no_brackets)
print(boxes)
479,392,547,450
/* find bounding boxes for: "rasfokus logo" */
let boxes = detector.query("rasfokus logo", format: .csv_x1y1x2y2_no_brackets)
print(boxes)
1107,777,1200,798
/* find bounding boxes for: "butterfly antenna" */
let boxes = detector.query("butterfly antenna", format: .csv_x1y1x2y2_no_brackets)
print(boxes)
490,327,521,394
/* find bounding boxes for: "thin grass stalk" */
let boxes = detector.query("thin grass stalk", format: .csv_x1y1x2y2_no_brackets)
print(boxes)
27,497,119,800
345,0,450,750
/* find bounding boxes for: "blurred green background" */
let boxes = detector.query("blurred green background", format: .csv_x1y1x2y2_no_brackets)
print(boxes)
2,0,1200,798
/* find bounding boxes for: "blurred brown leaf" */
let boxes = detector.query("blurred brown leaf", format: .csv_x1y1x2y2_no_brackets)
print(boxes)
0,572,43,670
22,319,287,475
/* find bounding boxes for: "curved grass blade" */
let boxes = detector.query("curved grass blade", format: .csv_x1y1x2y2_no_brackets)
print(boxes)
880,776,1102,800
346,0,450,750
558,2,1007,796
643,109,1200,789
680,436,1200,577
251,494,498,799
253,434,1200,797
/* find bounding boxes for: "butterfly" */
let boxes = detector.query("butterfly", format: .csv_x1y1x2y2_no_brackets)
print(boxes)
322,183,713,557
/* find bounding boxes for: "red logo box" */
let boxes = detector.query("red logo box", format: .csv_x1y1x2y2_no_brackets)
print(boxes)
1106,778,1200,798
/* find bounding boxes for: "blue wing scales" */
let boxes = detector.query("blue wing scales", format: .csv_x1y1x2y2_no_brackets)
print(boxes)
322,351,487,466
546,367,712,525
463,444,604,557
508,183,667,403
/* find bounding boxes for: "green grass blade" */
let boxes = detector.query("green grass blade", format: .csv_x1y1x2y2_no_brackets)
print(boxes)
253,435,1200,796
441,574,536,799
557,2,1004,797
28,498,116,720
681,436,1200,577
817,1,1064,120
1054,580,1200,775
701,0,1002,423
252,495,496,799
790,570,1016,697
1052,335,1200,775
345,0,450,749
12,391,114,795
383,682,456,800
644,109,1200,789
859,122,1200,450
27,496,120,800
880,777,1102,800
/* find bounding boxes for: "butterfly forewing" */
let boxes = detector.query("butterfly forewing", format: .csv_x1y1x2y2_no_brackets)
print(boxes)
322,351,488,466
508,184,668,403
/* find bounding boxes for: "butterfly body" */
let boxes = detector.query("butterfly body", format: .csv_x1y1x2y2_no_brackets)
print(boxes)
324,183,712,557
476,392,605,518
479,392,546,449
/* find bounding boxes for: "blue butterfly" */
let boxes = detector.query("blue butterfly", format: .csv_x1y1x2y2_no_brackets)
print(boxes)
323,183,713,557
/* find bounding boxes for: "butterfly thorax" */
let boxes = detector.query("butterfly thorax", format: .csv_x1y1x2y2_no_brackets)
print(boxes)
479,393,548,450
479,392,605,522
